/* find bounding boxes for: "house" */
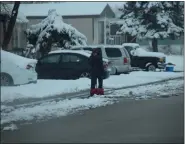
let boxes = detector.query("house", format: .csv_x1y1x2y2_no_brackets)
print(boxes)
19,2,126,47
0,2,28,50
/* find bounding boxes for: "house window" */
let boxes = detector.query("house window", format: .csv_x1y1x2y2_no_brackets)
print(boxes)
110,23,121,35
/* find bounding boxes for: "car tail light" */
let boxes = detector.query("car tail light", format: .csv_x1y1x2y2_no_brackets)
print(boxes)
123,57,128,64
26,64,33,70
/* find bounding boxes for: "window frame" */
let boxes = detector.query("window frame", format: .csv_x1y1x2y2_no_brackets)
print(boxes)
105,47,122,58
39,53,61,64
60,53,87,64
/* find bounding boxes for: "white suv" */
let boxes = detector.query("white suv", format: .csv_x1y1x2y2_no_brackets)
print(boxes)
71,45,131,75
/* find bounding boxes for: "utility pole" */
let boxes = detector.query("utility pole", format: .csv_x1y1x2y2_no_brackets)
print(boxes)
0,1,2,47
104,12,107,45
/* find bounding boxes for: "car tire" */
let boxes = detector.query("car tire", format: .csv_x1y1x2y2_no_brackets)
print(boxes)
80,72,90,79
146,64,156,72
1,73,14,86
115,69,121,75
123,72,130,74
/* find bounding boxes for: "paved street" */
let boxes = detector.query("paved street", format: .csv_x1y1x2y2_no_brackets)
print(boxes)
1,93,184,143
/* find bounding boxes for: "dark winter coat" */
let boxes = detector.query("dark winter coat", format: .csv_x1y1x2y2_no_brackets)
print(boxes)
88,48,104,76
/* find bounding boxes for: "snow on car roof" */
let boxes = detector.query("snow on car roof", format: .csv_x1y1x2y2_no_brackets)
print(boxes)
49,50,109,62
1,50,37,68
71,45,124,49
49,49,91,57
122,43,140,47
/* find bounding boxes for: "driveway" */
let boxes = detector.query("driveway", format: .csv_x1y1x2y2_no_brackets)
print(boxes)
1,93,184,143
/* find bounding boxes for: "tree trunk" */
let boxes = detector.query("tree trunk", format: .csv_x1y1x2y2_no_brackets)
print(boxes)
3,21,6,37
152,38,158,52
2,1,20,50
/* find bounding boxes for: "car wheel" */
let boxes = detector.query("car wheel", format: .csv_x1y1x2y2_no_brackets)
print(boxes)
1,73,14,86
80,72,90,78
146,64,156,72
123,72,130,74
115,69,121,75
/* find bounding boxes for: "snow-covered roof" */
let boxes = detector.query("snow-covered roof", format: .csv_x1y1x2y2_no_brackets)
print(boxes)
0,3,28,23
19,2,107,17
49,50,109,62
108,2,125,18
19,2,125,17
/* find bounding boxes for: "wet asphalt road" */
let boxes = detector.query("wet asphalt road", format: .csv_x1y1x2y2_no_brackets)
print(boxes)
1,93,184,143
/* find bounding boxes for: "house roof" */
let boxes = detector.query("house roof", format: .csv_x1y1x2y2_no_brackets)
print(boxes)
19,2,108,17
19,2,125,17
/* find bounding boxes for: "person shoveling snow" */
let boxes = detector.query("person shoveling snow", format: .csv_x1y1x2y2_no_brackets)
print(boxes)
88,48,104,96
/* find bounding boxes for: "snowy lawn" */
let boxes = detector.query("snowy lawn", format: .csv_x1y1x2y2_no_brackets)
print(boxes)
166,55,184,71
1,71,183,103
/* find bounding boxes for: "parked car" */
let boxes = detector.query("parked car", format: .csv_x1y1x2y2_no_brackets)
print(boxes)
7,48,25,56
122,43,166,71
71,45,131,75
1,50,38,86
35,50,111,80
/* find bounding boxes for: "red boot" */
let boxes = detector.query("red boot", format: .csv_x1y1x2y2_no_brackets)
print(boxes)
90,89,97,96
97,88,104,95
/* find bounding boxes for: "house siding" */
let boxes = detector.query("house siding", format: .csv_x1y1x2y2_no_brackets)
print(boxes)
28,17,94,45
63,17,93,44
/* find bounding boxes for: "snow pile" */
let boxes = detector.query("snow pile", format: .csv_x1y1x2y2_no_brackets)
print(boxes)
112,79,183,99
1,71,183,103
0,3,28,23
1,50,37,68
3,124,18,131
26,9,87,53
1,96,113,125
166,55,184,71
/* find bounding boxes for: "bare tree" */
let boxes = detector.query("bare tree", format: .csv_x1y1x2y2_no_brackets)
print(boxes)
2,1,20,50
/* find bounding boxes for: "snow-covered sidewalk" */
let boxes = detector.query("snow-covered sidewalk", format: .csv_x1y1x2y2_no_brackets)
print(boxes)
1,78,183,129
1,71,183,103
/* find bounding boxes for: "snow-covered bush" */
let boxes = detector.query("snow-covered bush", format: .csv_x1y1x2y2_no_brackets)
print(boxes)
26,9,87,56
115,2,184,52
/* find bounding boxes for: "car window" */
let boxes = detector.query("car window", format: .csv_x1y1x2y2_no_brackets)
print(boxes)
40,54,61,64
105,48,122,58
61,54,84,63
72,48,81,50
